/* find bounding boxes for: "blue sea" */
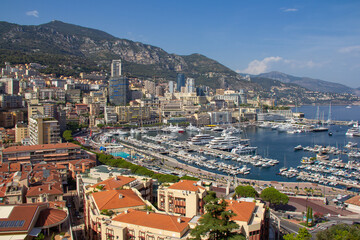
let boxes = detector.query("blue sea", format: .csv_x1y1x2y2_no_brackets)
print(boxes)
238,105,360,182
173,105,360,182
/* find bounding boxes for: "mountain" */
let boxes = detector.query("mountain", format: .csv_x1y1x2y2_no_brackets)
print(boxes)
258,71,358,95
0,20,251,90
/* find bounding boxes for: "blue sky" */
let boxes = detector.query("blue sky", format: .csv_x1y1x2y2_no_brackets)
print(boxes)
1,0,360,87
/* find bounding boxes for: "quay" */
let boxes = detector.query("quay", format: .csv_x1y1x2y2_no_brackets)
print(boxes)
298,171,360,190
302,118,353,126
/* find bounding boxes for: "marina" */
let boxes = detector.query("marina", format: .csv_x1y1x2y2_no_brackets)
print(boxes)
91,105,360,191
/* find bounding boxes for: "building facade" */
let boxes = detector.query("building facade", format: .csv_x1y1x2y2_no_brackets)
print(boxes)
28,115,60,145
157,180,207,218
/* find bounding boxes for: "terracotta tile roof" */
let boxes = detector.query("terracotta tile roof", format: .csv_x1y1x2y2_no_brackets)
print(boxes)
92,189,145,210
345,195,360,207
9,163,21,172
225,200,256,223
48,201,66,209
0,163,9,173
168,180,205,192
67,158,96,165
0,203,46,232
26,183,63,197
35,208,67,228
112,209,191,233
2,143,80,153
91,176,136,190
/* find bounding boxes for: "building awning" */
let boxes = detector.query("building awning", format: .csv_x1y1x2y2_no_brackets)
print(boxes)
0,234,27,240
28,227,42,237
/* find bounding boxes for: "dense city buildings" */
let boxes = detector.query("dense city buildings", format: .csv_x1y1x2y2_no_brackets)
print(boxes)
0,57,359,240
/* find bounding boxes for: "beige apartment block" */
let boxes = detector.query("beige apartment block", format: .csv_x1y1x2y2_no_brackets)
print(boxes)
226,199,269,240
15,123,28,143
99,209,191,240
157,180,207,218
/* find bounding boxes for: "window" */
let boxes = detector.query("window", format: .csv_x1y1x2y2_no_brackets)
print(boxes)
127,229,135,240
139,231,145,240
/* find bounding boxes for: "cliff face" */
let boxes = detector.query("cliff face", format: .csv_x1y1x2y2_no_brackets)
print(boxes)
0,20,253,90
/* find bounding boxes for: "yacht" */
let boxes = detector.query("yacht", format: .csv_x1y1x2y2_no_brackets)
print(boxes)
222,126,242,135
346,122,360,136
188,134,214,145
186,123,200,132
207,135,249,151
231,144,257,155
258,122,272,128
294,145,303,151
163,124,185,133
212,126,225,132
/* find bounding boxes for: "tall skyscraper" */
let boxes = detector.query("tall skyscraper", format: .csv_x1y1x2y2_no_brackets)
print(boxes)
109,60,129,106
111,60,122,77
186,78,195,93
168,81,174,93
176,73,185,92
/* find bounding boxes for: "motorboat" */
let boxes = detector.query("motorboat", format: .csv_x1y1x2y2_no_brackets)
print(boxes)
294,145,303,151
186,123,200,132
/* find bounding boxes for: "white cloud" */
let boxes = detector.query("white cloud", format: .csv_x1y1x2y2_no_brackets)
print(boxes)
26,10,39,18
338,45,360,53
282,8,298,12
239,57,323,74
239,56,282,74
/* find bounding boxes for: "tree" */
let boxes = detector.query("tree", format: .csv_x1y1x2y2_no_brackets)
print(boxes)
191,198,243,240
316,224,360,240
204,191,217,203
234,185,258,198
62,130,73,142
260,187,289,208
283,228,311,240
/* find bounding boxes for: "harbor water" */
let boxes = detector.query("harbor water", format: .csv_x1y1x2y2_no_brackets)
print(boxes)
109,105,360,185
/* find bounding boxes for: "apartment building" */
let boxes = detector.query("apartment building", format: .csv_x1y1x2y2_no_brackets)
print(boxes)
1,142,87,163
84,189,147,240
28,115,60,145
226,199,269,240
157,180,207,218
15,122,28,143
26,182,63,203
100,209,192,240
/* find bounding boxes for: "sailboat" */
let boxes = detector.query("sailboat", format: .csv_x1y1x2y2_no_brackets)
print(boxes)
279,155,287,172
326,103,334,125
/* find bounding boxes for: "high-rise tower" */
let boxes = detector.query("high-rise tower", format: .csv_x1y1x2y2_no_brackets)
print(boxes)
176,73,185,92
111,60,122,77
109,60,129,106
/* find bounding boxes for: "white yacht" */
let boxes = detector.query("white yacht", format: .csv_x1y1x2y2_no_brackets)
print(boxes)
186,123,200,132
189,134,214,145
222,126,242,136
231,144,257,155
162,124,185,133
207,135,248,150
346,122,360,136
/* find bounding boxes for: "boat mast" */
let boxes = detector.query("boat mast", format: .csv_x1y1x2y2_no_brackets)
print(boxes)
327,102,332,124
315,106,320,123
